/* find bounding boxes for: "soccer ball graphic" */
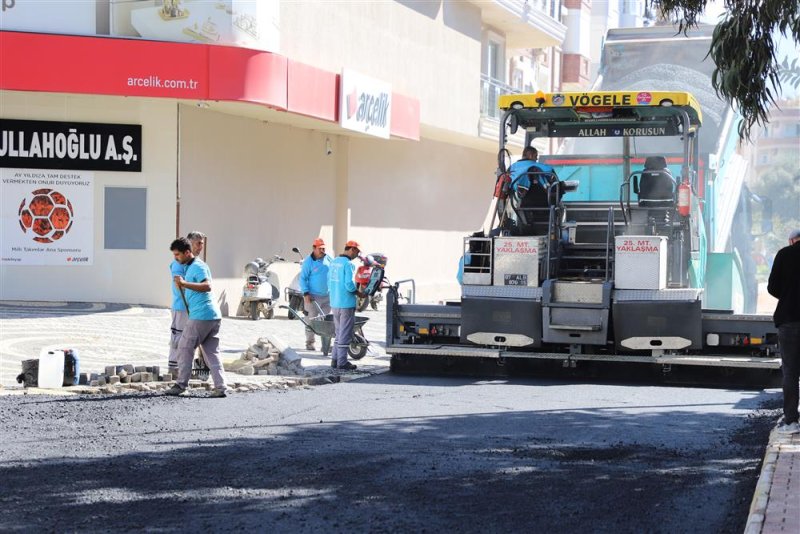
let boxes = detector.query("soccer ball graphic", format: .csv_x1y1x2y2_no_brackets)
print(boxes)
17,188,74,244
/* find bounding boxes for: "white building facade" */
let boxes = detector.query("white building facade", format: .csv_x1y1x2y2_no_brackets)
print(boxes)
1,0,566,309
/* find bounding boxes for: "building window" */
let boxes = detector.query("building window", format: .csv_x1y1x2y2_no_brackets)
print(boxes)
486,40,503,81
104,187,146,250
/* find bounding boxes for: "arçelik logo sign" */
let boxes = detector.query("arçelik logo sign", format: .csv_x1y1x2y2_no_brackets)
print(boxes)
345,88,390,132
17,188,74,244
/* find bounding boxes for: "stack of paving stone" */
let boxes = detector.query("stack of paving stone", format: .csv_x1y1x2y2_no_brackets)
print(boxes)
79,364,173,387
223,335,305,376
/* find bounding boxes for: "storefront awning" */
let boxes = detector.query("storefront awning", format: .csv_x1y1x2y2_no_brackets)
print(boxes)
0,31,419,141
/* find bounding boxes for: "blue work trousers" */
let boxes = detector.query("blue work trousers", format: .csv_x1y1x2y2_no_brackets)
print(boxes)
332,307,355,367
779,322,800,424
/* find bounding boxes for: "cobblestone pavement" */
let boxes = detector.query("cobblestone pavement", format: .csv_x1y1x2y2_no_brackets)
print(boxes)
0,301,389,387
746,427,800,533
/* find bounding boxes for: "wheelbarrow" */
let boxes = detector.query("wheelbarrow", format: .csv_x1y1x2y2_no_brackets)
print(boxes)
281,305,370,359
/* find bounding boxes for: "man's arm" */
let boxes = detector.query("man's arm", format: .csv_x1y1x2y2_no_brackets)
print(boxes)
299,257,311,295
176,277,211,293
344,261,358,294
767,250,783,298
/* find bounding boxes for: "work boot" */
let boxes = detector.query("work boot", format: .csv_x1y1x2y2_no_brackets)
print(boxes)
306,341,316,351
208,389,227,398
164,385,188,397
337,362,357,371
330,359,337,369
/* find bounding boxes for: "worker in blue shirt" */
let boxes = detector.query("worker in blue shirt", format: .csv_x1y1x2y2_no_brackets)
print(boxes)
328,240,362,371
167,230,205,376
165,237,228,398
299,237,333,351
509,146,557,195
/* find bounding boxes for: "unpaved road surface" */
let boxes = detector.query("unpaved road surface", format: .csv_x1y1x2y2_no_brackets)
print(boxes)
0,375,780,533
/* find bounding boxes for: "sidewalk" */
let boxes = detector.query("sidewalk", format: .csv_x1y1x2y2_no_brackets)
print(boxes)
746,427,800,533
0,300,389,388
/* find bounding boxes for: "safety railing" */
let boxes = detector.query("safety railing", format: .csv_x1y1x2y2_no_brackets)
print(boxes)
480,74,519,120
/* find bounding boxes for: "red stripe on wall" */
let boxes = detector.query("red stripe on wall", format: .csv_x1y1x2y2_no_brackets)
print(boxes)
209,46,286,109
1,31,420,141
287,60,338,121
390,93,420,141
0,31,209,99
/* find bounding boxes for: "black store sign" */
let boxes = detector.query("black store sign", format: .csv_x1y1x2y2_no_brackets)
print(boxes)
0,119,142,172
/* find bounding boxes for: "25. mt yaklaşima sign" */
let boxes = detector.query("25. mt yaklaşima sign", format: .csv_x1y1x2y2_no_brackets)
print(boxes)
0,119,141,172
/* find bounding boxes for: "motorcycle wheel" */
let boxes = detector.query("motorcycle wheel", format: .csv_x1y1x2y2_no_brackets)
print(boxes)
356,295,369,312
370,298,379,311
249,301,259,320
262,306,274,320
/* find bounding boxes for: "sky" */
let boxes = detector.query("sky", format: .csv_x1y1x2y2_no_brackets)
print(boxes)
700,0,799,99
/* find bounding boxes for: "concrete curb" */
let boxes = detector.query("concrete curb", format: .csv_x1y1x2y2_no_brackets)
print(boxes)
745,426,779,534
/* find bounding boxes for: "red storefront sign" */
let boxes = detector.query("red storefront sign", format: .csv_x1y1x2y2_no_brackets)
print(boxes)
0,31,419,140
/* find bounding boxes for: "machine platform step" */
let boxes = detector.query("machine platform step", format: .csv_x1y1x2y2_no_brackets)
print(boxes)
386,345,781,369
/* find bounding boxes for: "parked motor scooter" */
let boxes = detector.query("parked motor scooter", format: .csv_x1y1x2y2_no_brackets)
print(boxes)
355,253,388,312
238,256,281,320
284,247,306,320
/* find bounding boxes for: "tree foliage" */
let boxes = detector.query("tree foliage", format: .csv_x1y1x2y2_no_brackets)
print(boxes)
653,0,800,141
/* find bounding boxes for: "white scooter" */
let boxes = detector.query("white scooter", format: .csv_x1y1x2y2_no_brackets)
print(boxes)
284,247,306,320
237,256,281,320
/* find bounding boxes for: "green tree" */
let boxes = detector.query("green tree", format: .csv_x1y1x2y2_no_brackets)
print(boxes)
749,153,800,262
653,0,800,140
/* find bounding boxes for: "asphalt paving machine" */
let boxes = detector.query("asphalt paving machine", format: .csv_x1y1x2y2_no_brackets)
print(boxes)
386,89,781,380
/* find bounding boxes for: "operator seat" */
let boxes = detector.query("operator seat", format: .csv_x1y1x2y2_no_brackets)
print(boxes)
514,170,557,234
638,156,675,208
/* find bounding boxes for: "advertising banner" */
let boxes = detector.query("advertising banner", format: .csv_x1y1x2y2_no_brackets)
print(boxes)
0,0,96,35
122,0,279,52
0,119,142,172
340,69,393,139
0,1,279,53
1,168,94,266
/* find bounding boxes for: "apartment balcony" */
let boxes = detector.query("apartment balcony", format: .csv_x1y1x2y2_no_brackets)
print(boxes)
471,0,567,49
479,74,526,147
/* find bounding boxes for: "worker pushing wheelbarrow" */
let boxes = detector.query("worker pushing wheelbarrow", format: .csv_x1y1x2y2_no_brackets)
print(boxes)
281,305,370,360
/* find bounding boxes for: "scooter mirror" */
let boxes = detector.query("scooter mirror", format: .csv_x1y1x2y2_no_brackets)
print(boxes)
292,247,300,253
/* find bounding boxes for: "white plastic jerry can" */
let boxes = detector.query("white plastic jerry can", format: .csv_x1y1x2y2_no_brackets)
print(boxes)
38,349,65,388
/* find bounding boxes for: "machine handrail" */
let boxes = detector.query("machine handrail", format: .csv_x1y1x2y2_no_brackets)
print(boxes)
605,207,614,282
546,204,556,280
393,278,416,304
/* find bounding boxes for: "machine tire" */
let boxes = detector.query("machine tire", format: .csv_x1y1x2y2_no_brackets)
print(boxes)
370,298,379,311
249,301,259,321
262,306,274,320
357,295,369,312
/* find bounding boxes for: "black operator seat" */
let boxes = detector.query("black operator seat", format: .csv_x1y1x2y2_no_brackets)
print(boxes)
637,156,675,208
518,170,558,212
